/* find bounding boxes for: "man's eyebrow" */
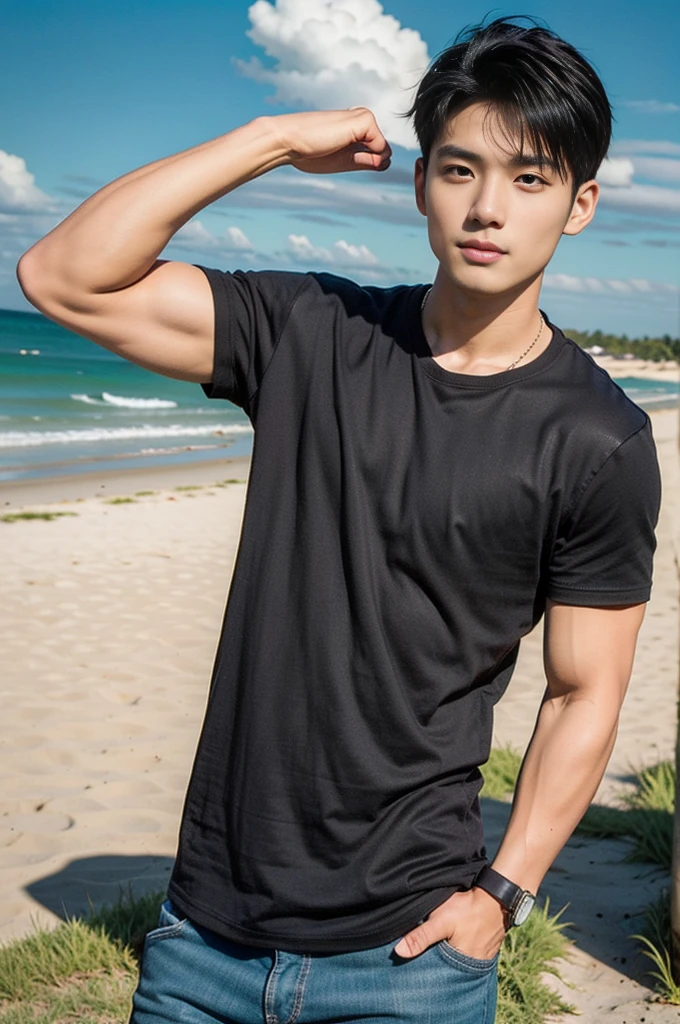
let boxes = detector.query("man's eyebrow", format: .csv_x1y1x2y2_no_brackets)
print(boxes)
435,143,558,173
436,144,481,162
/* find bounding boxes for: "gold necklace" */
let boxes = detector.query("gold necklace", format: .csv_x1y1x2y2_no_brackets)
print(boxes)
420,287,545,372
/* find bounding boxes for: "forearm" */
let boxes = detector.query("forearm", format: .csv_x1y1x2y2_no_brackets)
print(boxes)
490,689,619,894
18,117,288,298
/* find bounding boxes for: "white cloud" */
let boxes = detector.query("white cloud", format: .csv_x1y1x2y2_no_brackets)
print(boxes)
333,238,380,264
0,150,53,214
544,273,678,297
598,182,680,217
629,156,680,184
286,232,380,266
235,0,429,149
172,219,255,253
226,225,255,250
597,157,634,188
621,100,680,115
610,139,680,157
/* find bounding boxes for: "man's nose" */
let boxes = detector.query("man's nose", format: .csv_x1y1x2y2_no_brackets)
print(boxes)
466,178,506,229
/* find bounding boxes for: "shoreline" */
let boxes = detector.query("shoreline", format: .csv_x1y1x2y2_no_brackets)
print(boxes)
594,356,679,383
3,402,675,511
1,454,252,509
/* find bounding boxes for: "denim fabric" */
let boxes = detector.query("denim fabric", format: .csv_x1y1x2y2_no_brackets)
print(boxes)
130,900,498,1024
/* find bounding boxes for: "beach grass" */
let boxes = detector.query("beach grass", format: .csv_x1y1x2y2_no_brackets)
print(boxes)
0,750,672,1020
482,744,673,870
483,745,678,1003
577,760,673,868
0,511,78,523
0,887,574,1023
632,889,680,1005
104,497,137,505
481,744,523,800
497,899,574,1023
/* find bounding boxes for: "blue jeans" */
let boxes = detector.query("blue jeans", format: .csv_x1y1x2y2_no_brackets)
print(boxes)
129,899,498,1024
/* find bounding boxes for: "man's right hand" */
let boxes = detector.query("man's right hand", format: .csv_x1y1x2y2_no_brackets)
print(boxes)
271,109,392,175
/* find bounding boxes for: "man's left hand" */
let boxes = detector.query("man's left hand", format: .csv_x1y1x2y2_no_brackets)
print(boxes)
393,887,507,960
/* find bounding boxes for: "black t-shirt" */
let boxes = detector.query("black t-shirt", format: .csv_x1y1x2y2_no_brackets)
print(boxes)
168,269,660,953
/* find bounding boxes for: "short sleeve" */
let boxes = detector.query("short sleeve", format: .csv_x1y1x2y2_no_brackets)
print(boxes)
546,420,661,605
197,266,308,410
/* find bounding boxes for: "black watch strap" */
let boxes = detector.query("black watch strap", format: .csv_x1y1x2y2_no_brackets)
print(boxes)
474,865,537,927
474,865,523,911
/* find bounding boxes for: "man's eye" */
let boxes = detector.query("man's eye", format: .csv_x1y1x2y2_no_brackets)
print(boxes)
445,165,472,178
517,174,545,186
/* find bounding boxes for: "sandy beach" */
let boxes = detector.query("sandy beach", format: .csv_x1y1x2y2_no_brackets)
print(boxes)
591,356,679,383
1,407,678,1021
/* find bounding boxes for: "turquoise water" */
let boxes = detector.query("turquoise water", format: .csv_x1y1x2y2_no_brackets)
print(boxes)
1,308,678,484
0,308,252,482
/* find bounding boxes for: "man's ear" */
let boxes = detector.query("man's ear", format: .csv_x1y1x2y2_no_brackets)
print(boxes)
563,179,600,237
415,157,427,217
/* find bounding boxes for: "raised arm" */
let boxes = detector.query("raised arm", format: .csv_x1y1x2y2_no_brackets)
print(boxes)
395,599,646,961
15,110,391,382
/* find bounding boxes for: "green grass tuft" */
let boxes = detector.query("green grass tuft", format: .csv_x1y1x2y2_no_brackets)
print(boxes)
104,497,137,505
481,744,522,801
1,511,78,523
497,899,574,1023
631,889,680,1005
133,490,156,497
174,485,203,491
0,885,576,1022
577,760,673,869
86,889,163,960
0,917,135,1003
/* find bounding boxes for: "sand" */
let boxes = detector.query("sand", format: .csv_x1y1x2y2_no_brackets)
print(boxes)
1,410,678,1022
592,357,679,384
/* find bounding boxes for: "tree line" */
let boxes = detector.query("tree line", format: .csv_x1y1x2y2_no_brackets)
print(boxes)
564,328,680,363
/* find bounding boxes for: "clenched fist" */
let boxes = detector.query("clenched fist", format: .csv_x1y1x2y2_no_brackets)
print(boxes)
265,108,393,175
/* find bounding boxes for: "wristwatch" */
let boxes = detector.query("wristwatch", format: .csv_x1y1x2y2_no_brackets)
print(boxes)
473,865,536,927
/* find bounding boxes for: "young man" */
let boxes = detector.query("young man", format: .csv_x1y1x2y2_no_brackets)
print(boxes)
17,17,660,1024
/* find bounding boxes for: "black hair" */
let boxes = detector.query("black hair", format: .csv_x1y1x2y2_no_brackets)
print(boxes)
406,16,612,191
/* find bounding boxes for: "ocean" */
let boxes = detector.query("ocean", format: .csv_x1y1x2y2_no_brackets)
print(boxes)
0,308,253,483
1,308,678,485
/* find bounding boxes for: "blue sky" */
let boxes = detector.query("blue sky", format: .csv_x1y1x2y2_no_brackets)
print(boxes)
2,0,679,336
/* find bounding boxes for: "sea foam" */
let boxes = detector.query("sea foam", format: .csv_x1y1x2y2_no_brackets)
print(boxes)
70,392,178,409
0,423,253,448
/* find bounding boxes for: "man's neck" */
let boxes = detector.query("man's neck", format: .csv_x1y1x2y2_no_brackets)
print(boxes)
422,273,552,375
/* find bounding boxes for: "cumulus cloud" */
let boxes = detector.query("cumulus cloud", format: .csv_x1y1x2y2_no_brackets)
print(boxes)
286,232,380,266
0,150,53,214
235,0,429,149
544,273,678,297
621,100,680,114
168,219,257,259
597,157,634,188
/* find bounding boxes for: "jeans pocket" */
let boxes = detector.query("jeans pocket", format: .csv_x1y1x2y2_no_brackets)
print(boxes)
145,898,189,944
437,939,499,973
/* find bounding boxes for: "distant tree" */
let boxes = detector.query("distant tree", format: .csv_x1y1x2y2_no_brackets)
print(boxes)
563,329,679,363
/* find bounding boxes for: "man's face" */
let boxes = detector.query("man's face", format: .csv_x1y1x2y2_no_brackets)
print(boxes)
414,101,597,298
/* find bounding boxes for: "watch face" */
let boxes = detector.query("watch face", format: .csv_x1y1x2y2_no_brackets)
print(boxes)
513,893,535,926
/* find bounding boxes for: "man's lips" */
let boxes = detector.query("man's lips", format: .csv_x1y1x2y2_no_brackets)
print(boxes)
458,240,506,264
